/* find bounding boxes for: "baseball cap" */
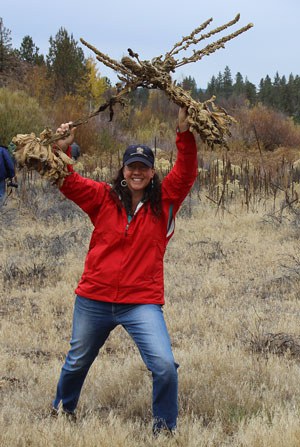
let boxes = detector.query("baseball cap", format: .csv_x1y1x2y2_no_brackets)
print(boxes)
123,145,155,168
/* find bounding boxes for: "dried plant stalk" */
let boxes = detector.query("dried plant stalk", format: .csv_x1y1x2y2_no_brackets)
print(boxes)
12,130,74,187
80,13,253,147
12,14,253,183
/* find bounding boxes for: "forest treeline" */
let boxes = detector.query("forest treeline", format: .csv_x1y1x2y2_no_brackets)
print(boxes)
1,17,300,154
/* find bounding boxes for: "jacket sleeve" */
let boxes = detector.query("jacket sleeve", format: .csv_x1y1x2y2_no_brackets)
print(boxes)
3,149,15,178
60,172,108,225
161,129,198,213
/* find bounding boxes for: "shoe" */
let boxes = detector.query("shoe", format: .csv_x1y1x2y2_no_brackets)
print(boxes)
61,408,77,423
50,406,76,422
153,427,176,438
50,407,59,418
152,419,176,438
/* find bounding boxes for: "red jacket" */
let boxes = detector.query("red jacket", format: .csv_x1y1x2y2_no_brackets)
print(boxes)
60,130,198,304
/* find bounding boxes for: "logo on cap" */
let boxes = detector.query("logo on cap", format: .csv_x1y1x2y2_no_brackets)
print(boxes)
123,144,155,167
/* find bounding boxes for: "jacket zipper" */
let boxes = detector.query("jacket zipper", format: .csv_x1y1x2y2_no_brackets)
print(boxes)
116,201,145,299
124,201,144,235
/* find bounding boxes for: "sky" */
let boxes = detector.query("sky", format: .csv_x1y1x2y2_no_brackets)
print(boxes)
1,0,300,89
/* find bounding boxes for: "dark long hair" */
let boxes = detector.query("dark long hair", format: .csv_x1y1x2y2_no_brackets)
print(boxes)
109,168,162,217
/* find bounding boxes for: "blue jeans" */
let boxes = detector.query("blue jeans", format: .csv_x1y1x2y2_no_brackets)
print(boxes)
53,295,178,430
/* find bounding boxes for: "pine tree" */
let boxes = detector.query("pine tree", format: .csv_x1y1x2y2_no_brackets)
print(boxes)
233,72,244,96
0,17,12,72
46,27,87,97
180,76,198,99
222,66,233,98
278,75,290,114
244,77,256,105
272,71,282,109
206,75,217,97
18,35,44,65
258,75,272,106
290,74,300,122
215,71,223,94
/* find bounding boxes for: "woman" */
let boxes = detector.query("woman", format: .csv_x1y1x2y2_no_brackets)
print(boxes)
52,107,198,435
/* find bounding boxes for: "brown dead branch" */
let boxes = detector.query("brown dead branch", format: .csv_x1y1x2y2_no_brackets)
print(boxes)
12,14,253,184
12,130,74,187
80,13,253,148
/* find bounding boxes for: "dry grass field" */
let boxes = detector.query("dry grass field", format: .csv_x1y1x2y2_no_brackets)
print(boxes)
1,177,300,447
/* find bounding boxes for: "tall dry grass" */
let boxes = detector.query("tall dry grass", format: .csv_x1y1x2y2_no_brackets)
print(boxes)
1,176,300,446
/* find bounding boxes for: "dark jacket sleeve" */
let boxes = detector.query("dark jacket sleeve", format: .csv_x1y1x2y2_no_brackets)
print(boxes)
1,148,15,179
161,130,198,214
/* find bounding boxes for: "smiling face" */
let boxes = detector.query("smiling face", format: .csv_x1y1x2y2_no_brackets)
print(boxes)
123,162,155,197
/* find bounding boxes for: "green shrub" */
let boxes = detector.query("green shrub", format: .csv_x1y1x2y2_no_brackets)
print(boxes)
0,87,47,145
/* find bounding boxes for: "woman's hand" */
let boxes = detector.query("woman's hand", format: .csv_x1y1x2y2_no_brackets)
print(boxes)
55,122,76,151
178,106,190,133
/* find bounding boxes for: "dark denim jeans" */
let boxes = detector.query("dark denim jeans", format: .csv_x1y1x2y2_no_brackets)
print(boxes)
53,295,178,430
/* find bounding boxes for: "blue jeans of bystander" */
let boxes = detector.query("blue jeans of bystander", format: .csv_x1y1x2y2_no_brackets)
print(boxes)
53,295,178,430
